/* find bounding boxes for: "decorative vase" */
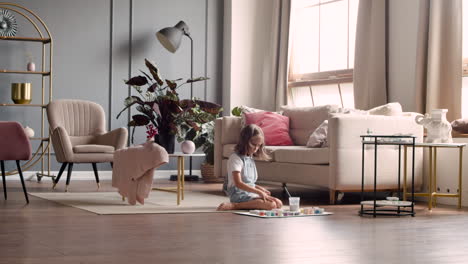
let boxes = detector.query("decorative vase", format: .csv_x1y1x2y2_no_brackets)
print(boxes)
181,140,195,154
11,83,32,104
155,131,175,154
27,62,35,71
23,126,35,138
415,109,452,143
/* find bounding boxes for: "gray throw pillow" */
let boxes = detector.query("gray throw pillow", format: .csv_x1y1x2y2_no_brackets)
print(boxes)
451,119,468,133
306,120,328,148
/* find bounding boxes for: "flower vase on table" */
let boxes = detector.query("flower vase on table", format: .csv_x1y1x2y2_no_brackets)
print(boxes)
146,124,175,154
155,131,175,154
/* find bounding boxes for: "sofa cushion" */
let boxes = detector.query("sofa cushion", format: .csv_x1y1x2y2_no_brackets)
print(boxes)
222,144,285,160
73,144,115,153
222,144,329,165
273,146,329,164
281,105,339,145
244,111,294,146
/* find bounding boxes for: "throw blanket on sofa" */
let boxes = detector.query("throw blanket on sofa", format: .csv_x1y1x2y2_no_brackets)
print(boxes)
112,141,169,205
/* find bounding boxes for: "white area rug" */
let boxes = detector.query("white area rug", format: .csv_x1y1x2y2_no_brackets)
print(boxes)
30,190,231,215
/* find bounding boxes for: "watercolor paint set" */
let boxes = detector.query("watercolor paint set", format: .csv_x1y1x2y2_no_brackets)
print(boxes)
234,207,333,218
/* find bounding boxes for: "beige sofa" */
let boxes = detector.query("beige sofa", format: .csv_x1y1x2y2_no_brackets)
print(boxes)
214,105,424,203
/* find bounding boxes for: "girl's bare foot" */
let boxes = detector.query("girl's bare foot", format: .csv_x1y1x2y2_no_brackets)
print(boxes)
217,202,235,211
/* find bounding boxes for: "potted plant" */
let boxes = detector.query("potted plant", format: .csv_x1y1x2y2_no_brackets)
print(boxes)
117,58,214,153
176,102,223,182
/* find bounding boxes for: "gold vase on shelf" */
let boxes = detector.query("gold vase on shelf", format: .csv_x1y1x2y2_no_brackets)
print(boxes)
11,83,32,104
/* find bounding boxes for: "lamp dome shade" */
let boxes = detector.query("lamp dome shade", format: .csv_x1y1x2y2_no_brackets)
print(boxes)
156,21,189,53
156,27,182,53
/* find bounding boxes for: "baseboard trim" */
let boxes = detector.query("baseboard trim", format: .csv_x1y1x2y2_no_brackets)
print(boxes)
3,170,201,181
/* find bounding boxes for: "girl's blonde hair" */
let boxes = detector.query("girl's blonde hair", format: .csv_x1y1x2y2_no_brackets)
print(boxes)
234,124,270,161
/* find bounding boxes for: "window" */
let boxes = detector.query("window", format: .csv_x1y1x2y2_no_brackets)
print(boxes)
462,1,468,117
288,0,359,108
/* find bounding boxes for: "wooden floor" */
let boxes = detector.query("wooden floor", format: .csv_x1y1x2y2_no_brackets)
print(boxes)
1,176,468,264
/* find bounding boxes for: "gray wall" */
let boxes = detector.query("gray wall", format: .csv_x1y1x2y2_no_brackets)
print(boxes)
0,0,223,171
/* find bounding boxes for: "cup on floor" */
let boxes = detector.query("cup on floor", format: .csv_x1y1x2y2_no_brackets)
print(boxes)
289,197,300,211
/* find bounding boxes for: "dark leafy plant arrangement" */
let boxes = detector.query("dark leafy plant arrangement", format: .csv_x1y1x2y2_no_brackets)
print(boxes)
175,100,222,164
117,58,222,146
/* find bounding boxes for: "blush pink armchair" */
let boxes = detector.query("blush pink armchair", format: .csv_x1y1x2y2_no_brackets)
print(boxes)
0,121,32,203
47,99,128,191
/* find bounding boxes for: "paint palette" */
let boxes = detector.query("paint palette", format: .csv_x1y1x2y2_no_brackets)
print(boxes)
234,207,333,218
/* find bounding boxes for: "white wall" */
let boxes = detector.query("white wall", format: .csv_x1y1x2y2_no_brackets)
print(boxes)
223,0,279,114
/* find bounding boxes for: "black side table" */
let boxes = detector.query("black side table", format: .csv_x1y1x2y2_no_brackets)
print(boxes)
359,135,416,217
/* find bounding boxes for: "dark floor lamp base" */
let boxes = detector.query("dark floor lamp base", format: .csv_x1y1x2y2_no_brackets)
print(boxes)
169,175,199,181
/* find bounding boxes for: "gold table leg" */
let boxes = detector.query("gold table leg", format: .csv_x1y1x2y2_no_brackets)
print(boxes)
181,156,185,201
153,155,187,206
177,157,181,205
459,147,463,209
428,147,433,210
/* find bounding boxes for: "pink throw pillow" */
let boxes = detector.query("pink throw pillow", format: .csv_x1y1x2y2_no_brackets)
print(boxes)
244,111,294,146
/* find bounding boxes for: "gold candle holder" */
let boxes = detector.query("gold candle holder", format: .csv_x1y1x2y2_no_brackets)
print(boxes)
11,83,32,104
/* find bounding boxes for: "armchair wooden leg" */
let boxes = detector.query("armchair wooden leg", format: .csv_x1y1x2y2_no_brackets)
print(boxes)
53,163,68,189
92,163,100,189
65,163,74,192
1,160,6,200
16,160,29,204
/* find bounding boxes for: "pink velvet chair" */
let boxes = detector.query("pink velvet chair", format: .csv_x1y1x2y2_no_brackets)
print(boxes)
0,121,31,203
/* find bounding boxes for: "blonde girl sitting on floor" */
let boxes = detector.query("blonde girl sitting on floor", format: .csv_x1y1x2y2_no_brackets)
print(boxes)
217,124,283,211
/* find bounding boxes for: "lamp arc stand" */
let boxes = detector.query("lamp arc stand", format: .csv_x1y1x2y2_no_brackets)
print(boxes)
187,34,197,181
169,33,198,181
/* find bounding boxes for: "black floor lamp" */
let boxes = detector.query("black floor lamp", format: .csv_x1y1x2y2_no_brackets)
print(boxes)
156,20,198,181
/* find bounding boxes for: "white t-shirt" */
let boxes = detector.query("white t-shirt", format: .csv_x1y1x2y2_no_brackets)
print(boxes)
226,153,244,189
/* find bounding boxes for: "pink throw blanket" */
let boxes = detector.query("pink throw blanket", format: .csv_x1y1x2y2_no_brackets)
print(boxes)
112,141,169,205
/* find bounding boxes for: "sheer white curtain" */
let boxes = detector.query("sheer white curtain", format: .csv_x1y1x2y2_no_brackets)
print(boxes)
353,0,387,110
414,0,462,121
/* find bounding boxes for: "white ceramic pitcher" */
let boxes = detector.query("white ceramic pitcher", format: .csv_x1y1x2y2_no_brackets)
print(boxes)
415,109,452,143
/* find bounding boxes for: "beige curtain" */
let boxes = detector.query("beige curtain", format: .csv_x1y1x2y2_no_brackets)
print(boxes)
274,0,291,110
414,0,462,121
353,0,387,110
223,0,291,112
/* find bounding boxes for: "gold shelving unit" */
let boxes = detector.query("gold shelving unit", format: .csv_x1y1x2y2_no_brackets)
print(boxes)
0,3,53,181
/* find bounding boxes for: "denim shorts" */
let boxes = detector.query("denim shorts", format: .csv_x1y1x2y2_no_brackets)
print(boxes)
229,191,259,203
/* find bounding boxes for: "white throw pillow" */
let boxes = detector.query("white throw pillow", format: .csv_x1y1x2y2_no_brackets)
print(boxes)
306,120,328,148
240,106,265,127
368,102,403,116
240,105,266,113
337,108,369,115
